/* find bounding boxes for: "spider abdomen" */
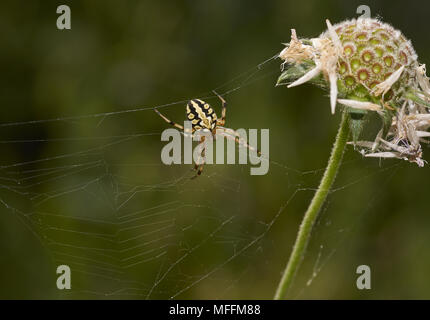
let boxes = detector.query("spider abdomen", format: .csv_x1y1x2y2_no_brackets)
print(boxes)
186,99,218,131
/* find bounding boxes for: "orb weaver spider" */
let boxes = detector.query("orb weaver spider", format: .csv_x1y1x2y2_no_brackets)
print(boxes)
155,91,261,178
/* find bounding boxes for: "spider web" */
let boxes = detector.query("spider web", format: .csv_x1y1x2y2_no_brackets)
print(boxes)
0,50,409,299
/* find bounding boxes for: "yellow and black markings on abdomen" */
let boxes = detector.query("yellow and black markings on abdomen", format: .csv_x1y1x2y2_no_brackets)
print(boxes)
186,99,218,131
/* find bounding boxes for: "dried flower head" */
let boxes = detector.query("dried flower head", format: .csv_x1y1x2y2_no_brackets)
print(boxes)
277,17,430,166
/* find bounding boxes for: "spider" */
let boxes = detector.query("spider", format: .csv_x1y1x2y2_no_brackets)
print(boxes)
155,91,261,178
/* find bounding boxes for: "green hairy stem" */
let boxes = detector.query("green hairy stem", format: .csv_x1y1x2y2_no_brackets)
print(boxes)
274,111,349,299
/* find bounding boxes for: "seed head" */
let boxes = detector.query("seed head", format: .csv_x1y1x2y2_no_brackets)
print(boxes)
277,17,430,167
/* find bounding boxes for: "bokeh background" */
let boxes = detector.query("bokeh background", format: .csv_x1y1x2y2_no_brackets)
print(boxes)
1,0,430,299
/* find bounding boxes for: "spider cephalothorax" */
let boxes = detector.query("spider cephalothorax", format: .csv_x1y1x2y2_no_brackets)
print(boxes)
186,99,219,132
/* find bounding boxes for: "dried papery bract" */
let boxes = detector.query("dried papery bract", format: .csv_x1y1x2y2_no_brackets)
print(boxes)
279,29,314,66
277,17,430,166
285,20,343,114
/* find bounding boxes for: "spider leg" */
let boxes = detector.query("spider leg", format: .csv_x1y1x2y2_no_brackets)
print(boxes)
191,162,205,179
213,90,226,127
154,108,184,130
217,127,241,139
217,129,262,156
191,136,206,179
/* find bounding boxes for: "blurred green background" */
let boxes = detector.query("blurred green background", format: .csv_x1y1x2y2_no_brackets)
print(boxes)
1,0,430,299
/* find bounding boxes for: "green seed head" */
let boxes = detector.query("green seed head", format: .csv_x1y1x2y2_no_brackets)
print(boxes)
320,19,418,102
277,18,430,167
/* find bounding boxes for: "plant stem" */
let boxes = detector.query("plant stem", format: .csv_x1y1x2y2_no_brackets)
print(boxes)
274,111,349,299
